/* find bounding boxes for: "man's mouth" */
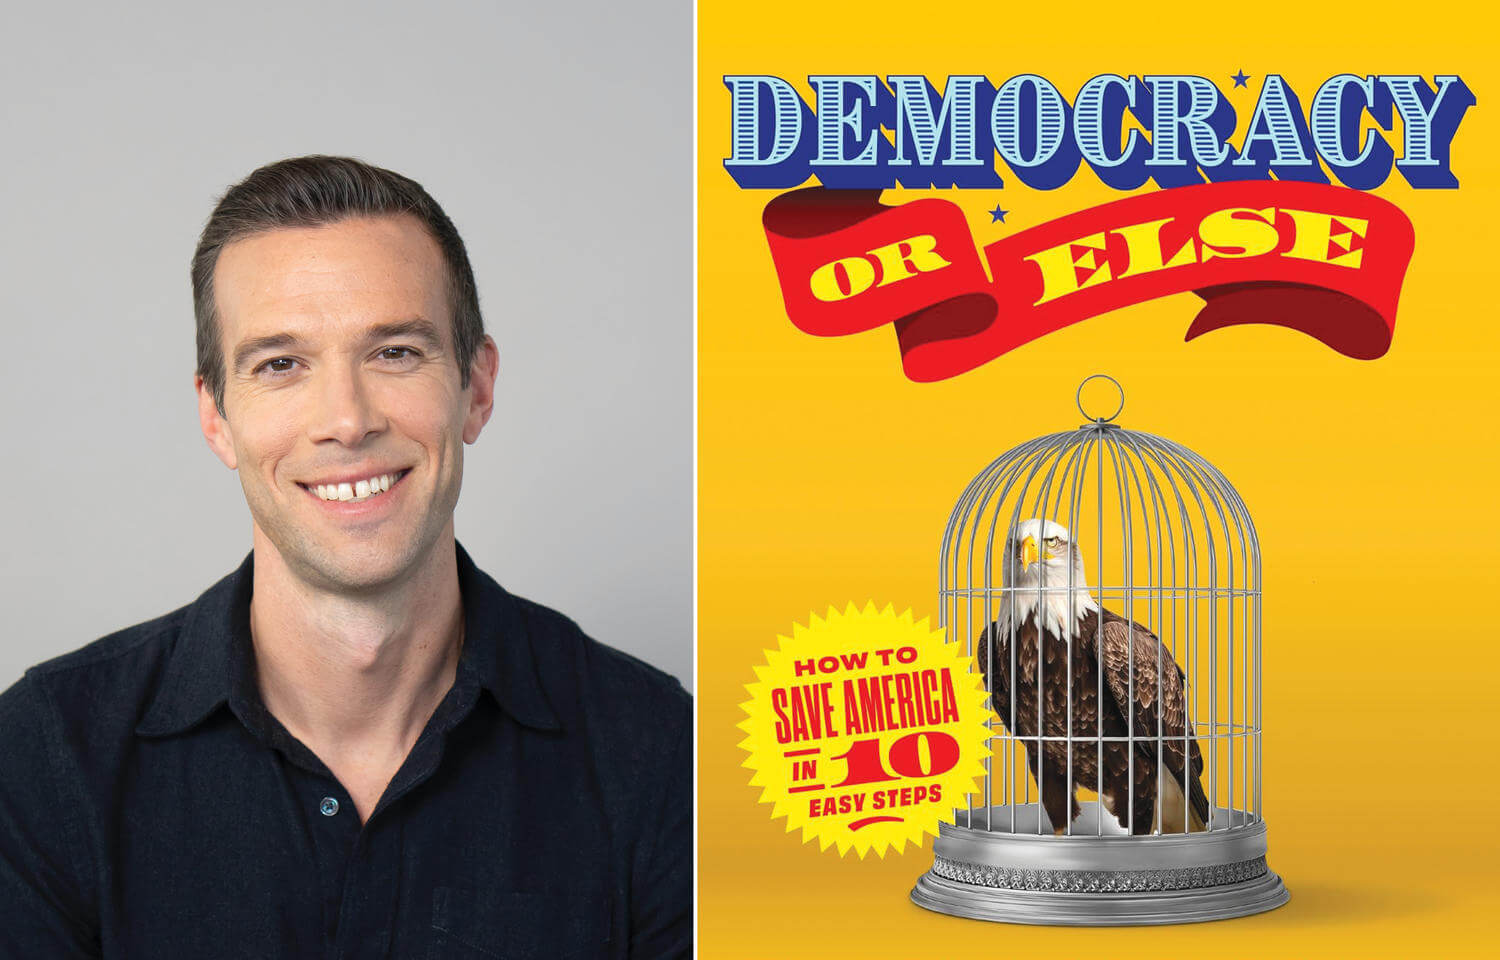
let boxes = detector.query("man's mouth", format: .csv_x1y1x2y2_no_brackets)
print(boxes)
297,468,411,503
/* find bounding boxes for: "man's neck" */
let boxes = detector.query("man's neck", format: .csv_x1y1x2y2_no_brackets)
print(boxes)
245,532,465,780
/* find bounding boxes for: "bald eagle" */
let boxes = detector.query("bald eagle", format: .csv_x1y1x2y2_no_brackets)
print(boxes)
976,519,1209,835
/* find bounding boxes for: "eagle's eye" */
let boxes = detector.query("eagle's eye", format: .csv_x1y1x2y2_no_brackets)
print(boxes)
1045,536,1063,548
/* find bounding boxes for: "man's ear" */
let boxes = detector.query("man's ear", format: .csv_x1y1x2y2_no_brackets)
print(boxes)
462,335,500,444
196,374,238,470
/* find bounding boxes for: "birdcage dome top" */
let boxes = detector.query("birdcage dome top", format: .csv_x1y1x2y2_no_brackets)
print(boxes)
942,375,1259,584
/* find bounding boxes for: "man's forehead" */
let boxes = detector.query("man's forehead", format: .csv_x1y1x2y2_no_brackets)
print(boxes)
214,214,447,325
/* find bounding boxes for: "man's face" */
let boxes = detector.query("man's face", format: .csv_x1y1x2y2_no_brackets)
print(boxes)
196,214,498,593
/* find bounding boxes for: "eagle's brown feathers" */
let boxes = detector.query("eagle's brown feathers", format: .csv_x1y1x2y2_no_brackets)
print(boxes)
977,606,1209,835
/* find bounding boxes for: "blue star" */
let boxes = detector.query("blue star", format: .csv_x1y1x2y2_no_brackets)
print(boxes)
988,204,1009,224
1231,70,1250,88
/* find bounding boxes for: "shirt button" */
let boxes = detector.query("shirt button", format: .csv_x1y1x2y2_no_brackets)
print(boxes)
319,796,340,817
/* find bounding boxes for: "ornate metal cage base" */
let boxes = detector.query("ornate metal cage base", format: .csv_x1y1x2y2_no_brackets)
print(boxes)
910,803,1289,925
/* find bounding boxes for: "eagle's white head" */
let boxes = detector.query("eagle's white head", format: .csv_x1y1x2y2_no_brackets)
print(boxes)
997,518,1098,640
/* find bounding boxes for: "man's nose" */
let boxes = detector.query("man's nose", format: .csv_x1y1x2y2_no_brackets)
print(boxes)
308,361,385,446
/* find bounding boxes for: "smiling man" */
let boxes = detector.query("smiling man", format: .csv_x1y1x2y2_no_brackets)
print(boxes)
0,156,691,958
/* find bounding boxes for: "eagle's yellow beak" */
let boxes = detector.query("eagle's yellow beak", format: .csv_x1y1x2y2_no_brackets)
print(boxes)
1020,535,1040,571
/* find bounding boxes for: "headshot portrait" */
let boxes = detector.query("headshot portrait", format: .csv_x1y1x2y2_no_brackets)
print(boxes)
0,3,690,958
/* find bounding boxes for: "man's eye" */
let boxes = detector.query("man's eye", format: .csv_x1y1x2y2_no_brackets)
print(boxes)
257,358,298,377
378,346,420,362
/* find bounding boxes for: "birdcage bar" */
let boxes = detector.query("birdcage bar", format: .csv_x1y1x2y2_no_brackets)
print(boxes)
964,434,1070,828
1134,435,1206,828
1175,437,1222,830
1041,432,1095,834
1183,434,1233,829
1172,437,1246,826
1129,432,1219,828
945,431,1074,830
999,433,1072,832
1141,430,1259,828
1120,430,1202,832
915,377,1286,925
1012,430,1092,831
1110,431,1178,831
1076,430,1098,837
1046,431,1094,835
1107,428,1139,835
1161,435,1260,823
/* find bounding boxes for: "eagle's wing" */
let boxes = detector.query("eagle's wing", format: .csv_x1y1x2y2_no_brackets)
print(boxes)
1097,614,1208,822
975,620,1011,726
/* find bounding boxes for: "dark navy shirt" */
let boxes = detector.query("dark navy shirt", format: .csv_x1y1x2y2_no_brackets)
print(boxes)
0,541,691,958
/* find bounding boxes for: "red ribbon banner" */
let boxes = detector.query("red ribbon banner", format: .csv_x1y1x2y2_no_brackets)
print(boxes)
762,181,1415,381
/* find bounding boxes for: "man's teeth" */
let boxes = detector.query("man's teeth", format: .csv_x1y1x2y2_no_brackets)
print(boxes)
311,472,402,502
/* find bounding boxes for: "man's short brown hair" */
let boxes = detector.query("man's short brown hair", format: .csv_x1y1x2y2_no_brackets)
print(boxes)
192,156,484,416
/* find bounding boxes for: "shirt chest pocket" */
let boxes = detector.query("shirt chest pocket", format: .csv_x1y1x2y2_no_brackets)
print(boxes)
430,887,612,959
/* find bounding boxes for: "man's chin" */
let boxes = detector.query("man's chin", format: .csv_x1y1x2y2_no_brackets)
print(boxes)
255,522,432,594
302,549,422,594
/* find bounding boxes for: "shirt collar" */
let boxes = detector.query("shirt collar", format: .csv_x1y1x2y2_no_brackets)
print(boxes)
135,539,560,738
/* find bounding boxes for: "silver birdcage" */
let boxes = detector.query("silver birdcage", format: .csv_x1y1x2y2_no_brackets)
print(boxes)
911,376,1288,925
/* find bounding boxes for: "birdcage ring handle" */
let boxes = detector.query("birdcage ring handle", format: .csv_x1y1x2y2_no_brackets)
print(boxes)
1076,374,1125,423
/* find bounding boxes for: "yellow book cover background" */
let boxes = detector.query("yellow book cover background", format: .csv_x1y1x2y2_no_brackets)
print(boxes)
699,2,1498,956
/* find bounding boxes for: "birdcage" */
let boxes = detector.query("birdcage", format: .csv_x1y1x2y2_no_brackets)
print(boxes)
910,375,1288,925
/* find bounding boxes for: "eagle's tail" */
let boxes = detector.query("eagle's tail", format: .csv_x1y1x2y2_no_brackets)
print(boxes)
1159,769,1211,833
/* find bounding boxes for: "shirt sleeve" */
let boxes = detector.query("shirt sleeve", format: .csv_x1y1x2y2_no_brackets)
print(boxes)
628,686,692,960
0,672,100,957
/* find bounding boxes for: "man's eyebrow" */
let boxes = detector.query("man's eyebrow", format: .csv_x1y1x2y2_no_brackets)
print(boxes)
364,318,444,351
232,333,303,375
230,318,444,375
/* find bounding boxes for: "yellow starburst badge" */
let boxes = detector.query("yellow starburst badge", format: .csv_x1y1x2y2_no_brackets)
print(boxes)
738,603,992,858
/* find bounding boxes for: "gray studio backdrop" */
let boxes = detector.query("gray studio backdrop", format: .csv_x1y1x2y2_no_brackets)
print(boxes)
0,2,691,690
